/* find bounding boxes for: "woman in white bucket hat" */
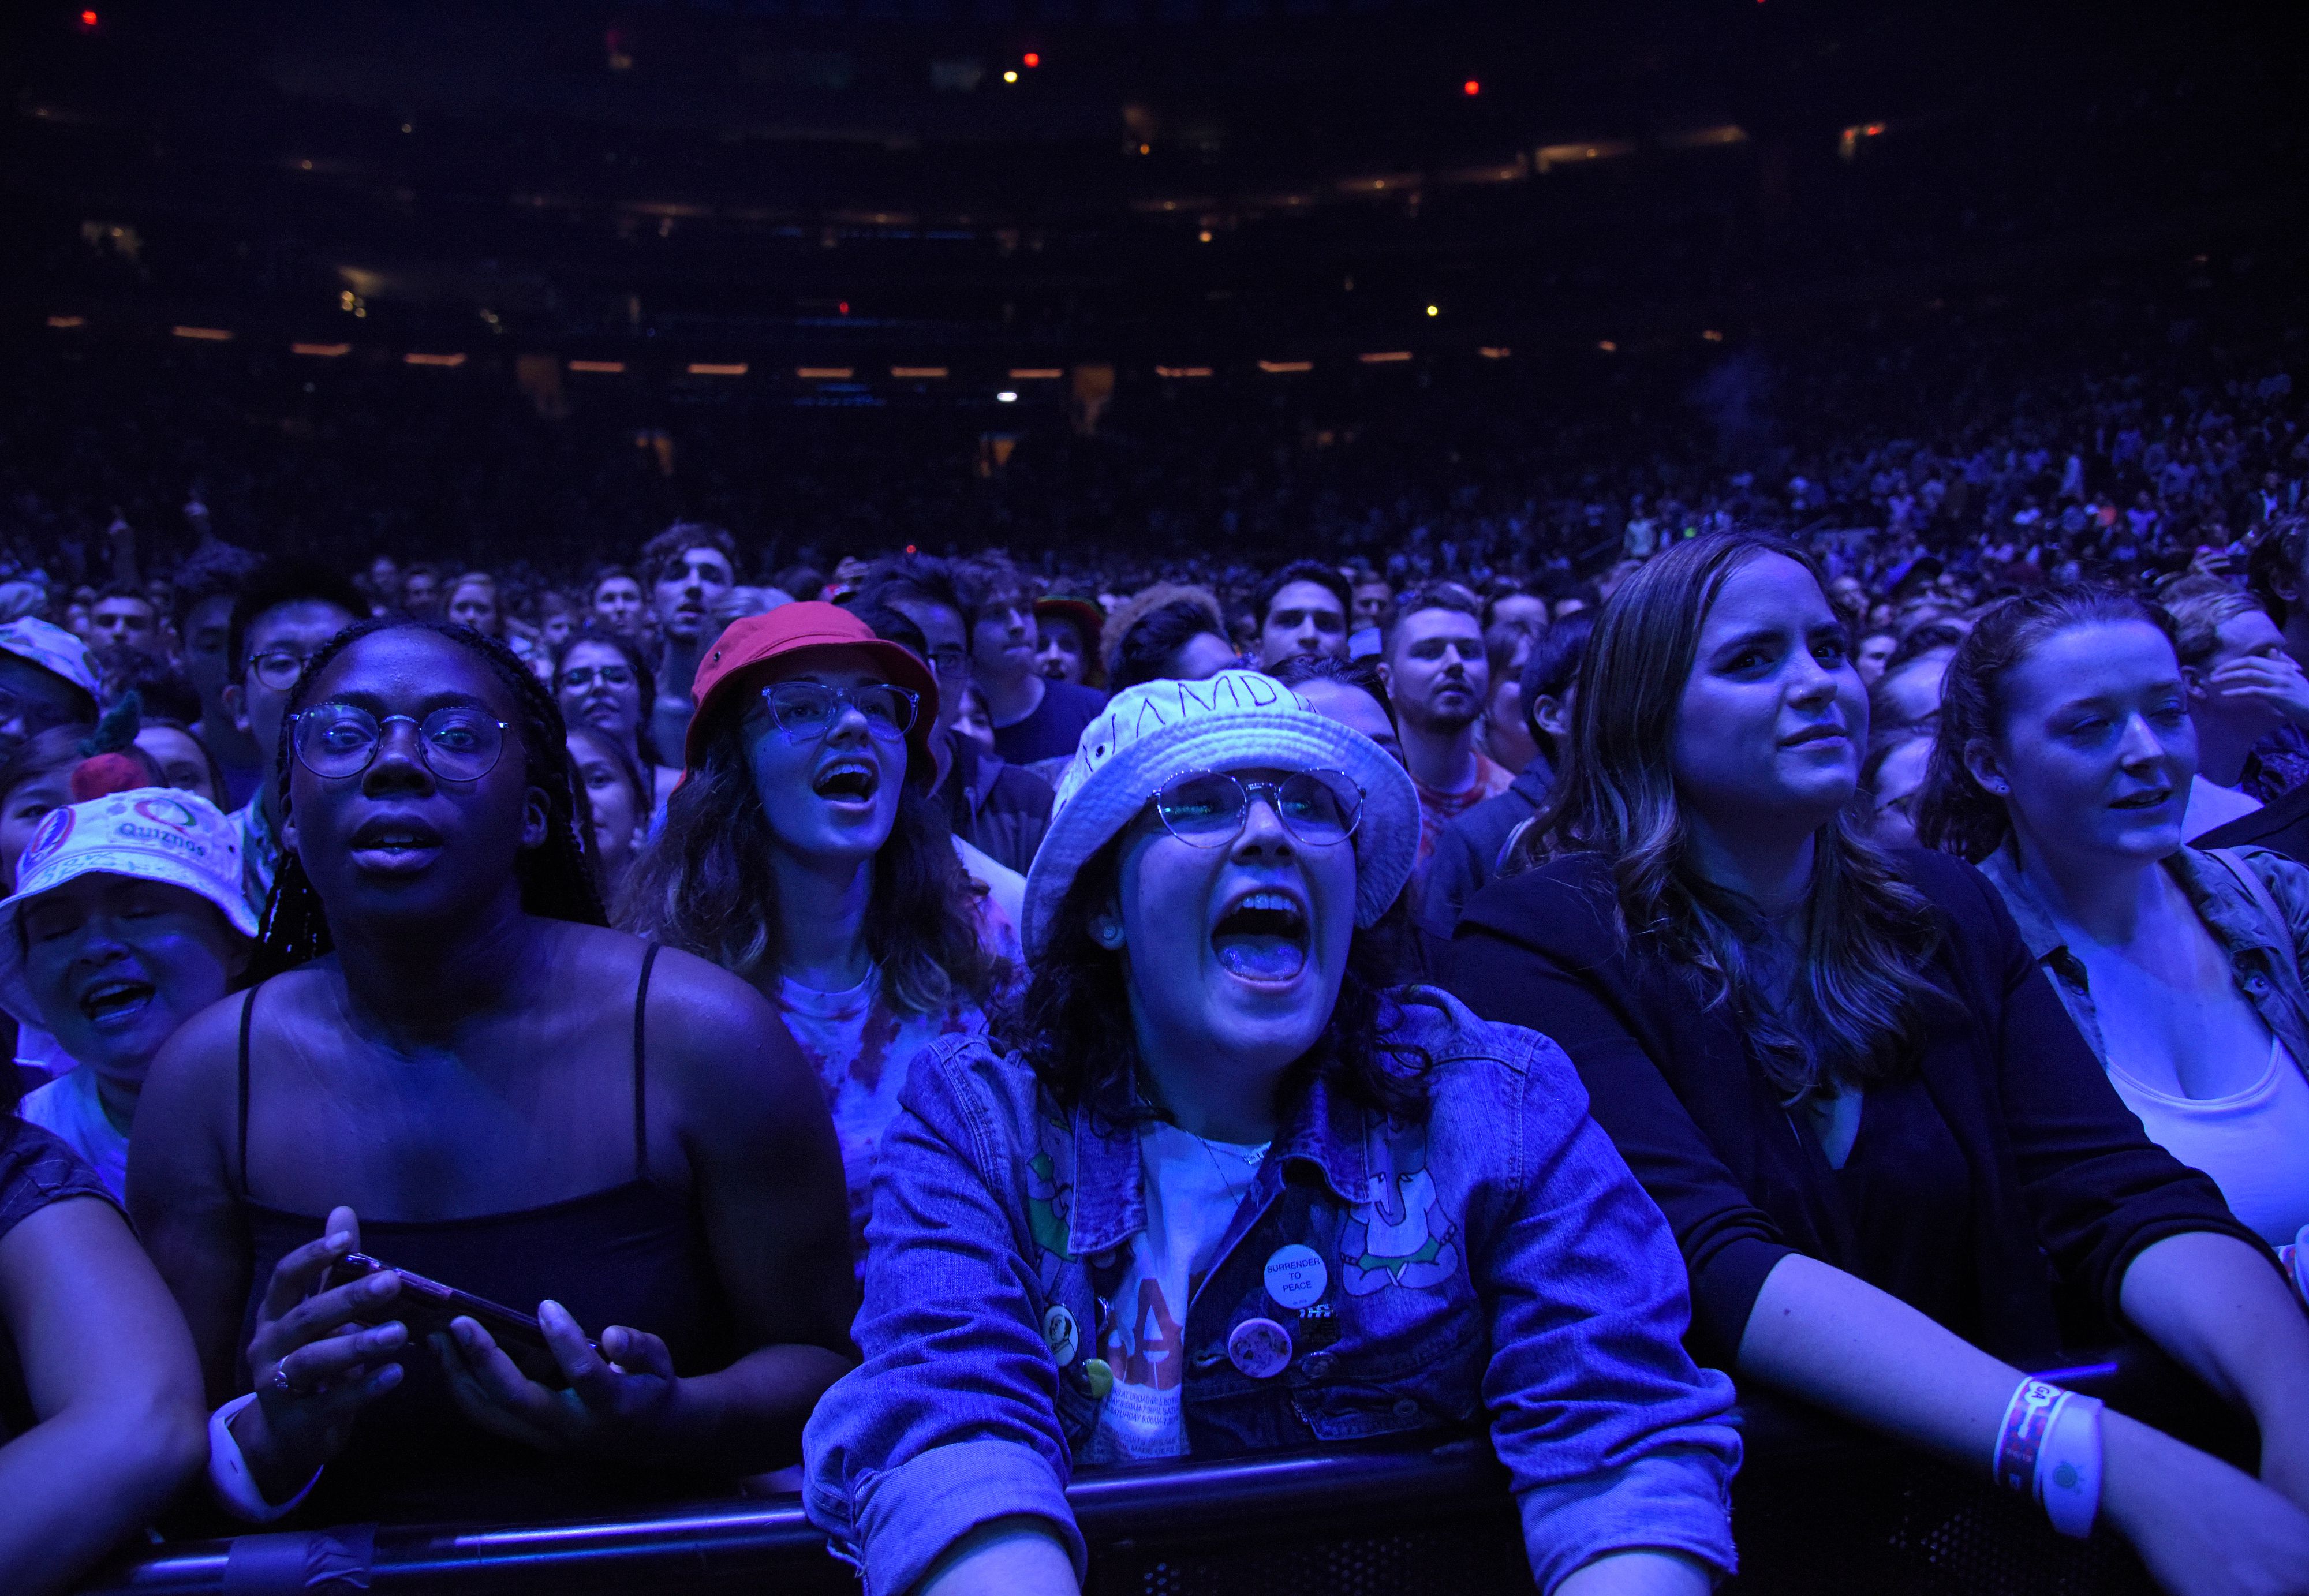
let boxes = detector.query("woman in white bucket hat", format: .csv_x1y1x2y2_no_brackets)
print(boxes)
2,788,256,1200
805,670,1740,1596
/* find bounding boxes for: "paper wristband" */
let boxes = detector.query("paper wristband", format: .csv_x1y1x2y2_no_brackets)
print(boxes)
2036,1389,2105,1539
208,1393,322,1524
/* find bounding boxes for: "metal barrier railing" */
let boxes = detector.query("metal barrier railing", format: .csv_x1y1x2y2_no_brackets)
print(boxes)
83,1354,2226,1596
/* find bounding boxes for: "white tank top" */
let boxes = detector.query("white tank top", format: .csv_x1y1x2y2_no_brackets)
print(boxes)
2109,1037,2309,1246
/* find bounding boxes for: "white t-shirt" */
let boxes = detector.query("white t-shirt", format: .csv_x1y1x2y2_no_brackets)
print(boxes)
1085,1121,1268,1464
18,1065,128,1202
2110,1037,2309,1245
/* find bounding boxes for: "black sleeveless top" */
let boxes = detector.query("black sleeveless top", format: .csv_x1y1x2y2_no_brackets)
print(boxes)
237,944,739,1523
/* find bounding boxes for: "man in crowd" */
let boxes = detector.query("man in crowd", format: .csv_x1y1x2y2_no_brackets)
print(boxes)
640,522,739,765
1252,560,1352,670
591,566,646,635
89,585,162,658
1377,585,1513,870
1347,565,1395,659
958,552,1105,768
399,563,442,619
857,554,1052,876
221,560,367,914
171,545,264,808
0,618,99,757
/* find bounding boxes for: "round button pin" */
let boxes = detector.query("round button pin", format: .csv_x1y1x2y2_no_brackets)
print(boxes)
1264,1243,1327,1310
1227,1317,1293,1380
1082,1359,1114,1399
1042,1304,1079,1367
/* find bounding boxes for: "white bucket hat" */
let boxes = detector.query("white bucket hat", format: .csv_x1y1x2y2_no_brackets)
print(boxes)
0,787,258,1026
1021,668,1418,958
0,616,100,704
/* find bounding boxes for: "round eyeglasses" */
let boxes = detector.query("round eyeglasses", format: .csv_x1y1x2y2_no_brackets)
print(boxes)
755,682,919,743
292,704,509,782
1152,768,1363,848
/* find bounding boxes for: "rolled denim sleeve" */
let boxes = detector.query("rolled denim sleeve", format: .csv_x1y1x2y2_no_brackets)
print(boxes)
1460,1027,1742,1590
802,1038,1085,1596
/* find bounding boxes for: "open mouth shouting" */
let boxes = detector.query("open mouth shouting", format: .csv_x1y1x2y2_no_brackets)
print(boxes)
79,977,156,1030
812,756,881,809
1210,885,1311,983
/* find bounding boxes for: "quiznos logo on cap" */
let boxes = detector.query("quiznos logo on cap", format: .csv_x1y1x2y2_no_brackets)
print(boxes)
17,808,73,879
133,795,200,835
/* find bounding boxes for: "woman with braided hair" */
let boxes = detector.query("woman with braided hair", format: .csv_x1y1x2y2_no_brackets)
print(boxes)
130,618,855,1526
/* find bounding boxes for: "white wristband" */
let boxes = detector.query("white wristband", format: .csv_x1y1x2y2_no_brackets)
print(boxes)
2036,1389,2105,1539
208,1392,321,1523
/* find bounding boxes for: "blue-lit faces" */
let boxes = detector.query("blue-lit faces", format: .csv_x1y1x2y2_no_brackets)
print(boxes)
1672,554,1869,840
739,649,909,869
1967,620,2194,865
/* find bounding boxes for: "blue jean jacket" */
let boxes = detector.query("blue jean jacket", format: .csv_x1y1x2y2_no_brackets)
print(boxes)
803,988,1741,1595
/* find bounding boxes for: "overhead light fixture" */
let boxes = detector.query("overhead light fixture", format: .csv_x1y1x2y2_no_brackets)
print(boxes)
1359,351,1413,364
794,366,851,380
568,359,626,373
1008,368,1063,380
996,390,1018,403
292,342,350,357
1022,52,1041,68
1478,346,1511,360
172,326,234,342
46,315,86,330
1155,365,1213,379
1257,360,1312,374
891,365,949,379
1425,305,1440,317
1003,70,1018,84
405,352,466,367
1462,80,1480,96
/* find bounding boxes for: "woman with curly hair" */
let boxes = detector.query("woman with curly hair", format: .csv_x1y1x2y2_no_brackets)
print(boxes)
805,670,1742,1596
1451,533,2309,1590
623,602,1014,1259
131,617,854,1526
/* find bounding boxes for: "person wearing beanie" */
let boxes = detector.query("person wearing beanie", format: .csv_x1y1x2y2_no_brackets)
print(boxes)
623,603,1017,1264
804,670,1740,1596
6,790,256,1199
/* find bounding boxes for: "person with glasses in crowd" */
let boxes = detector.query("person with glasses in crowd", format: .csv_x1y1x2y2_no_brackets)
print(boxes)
132,617,855,1526
0,619,99,761
805,670,1742,1596
552,627,679,817
219,561,367,917
858,555,1053,877
623,602,1016,1263
1450,535,2309,1589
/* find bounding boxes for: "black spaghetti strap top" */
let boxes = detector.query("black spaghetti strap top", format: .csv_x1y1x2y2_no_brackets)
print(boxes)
237,944,738,1523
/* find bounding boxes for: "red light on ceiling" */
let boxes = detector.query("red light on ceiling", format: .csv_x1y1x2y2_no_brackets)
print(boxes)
838,301,850,315
77,9,98,27
1462,79,1480,96
1022,51,1041,68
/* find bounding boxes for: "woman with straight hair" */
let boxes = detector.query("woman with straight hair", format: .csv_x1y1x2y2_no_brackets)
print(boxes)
1913,585,2309,1269
132,618,854,1526
622,602,1012,1259
1452,533,2309,1593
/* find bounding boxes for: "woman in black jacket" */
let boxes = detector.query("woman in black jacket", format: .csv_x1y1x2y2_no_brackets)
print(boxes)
1450,533,2309,1595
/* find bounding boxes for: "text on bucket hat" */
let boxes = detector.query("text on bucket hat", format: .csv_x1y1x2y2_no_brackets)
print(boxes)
1022,668,1418,958
0,787,257,1027
685,601,940,775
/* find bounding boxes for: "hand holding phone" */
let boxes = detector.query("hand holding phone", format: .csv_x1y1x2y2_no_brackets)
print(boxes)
431,1298,685,1462
321,1253,592,1389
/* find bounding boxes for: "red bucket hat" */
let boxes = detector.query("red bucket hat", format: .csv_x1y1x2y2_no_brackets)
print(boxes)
685,601,940,775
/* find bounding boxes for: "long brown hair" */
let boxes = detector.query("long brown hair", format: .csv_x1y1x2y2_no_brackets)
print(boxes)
620,717,1002,1016
1503,532,1945,1098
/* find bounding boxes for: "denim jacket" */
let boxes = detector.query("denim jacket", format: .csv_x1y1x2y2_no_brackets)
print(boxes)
1977,841,2309,1073
802,988,1740,1596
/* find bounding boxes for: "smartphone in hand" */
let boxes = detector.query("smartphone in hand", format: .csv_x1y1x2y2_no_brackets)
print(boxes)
322,1253,597,1388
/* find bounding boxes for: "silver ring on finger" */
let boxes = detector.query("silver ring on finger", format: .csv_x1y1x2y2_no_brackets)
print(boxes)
272,1365,298,1396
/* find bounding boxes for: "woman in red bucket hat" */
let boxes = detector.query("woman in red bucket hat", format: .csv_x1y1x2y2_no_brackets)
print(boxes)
626,603,1017,1261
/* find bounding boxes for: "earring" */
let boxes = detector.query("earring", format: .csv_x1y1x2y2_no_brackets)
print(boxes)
1093,921,1123,948
1990,782,2011,795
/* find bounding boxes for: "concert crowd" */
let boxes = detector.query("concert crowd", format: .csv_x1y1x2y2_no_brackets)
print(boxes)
5,283,2309,1595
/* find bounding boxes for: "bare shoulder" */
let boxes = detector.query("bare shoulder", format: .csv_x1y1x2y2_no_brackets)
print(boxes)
555,925,812,1106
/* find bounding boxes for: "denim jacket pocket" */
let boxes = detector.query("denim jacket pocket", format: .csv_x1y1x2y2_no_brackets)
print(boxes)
1288,1312,1485,1440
